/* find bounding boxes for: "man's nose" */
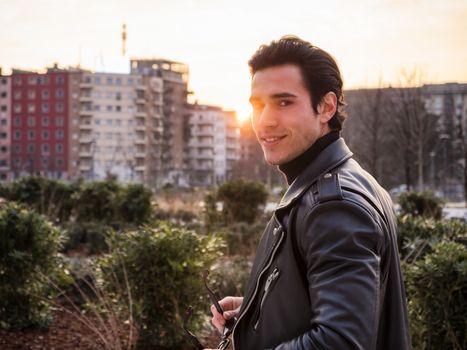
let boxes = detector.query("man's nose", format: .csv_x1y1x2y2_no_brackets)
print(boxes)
256,106,278,128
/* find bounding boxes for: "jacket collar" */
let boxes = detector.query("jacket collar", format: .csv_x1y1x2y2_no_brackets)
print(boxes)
276,138,353,211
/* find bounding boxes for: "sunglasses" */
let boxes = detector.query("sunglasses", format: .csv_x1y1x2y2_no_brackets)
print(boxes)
183,270,236,350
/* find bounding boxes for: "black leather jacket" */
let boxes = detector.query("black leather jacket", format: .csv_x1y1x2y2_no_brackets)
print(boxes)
232,138,411,350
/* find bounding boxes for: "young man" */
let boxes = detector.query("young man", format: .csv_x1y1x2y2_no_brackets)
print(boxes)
210,36,411,349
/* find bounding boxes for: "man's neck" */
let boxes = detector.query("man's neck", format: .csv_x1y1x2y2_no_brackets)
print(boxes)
278,130,340,185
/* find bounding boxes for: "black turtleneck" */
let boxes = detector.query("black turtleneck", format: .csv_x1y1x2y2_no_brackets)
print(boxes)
279,130,340,185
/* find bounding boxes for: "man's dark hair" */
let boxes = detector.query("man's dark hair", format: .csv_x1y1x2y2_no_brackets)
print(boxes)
248,35,347,130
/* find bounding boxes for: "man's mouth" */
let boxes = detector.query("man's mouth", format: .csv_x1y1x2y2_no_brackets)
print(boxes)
260,135,286,145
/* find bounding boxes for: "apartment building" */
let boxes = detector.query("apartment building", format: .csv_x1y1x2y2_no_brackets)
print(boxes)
9,67,76,179
78,72,163,183
130,58,189,186
187,104,240,187
0,72,11,181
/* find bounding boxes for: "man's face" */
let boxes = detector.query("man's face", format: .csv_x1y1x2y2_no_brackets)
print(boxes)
250,64,323,165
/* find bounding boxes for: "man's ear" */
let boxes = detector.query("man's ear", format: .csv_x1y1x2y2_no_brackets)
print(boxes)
317,92,337,123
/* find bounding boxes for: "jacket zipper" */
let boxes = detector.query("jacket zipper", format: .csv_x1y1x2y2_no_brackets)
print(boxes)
232,217,284,349
253,267,280,331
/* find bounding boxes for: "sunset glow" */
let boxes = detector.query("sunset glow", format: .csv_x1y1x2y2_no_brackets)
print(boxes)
1,0,466,117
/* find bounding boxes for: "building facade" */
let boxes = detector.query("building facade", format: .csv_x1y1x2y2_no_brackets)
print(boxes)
9,68,72,179
130,58,190,186
187,104,240,187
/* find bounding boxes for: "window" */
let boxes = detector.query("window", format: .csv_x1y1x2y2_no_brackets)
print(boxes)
38,76,49,85
14,104,22,113
0,132,7,139
56,75,65,85
14,131,21,140
56,158,64,168
0,92,7,98
41,144,49,154
1,105,7,112
27,144,35,153
14,117,21,126
106,77,113,85
41,102,50,113
56,102,64,113
41,116,49,126
28,103,36,113
94,118,101,125
0,145,7,153
94,104,101,111
28,90,36,99
0,119,6,125
115,119,122,126
56,130,64,139
41,158,49,167
116,77,122,85
107,105,113,112
106,132,113,139
27,130,35,140
28,76,37,85
56,89,64,98
13,77,22,86
14,91,22,99
0,78,7,85
95,77,101,84
107,91,113,99
94,91,101,98
56,116,64,126
41,89,50,99
115,92,121,100
56,143,64,153
13,144,21,154
116,106,121,112
42,130,49,140
106,119,113,125
0,159,7,166
27,116,36,127
127,78,133,85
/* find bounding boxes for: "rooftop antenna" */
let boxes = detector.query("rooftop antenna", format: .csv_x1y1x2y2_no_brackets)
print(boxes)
121,23,127,56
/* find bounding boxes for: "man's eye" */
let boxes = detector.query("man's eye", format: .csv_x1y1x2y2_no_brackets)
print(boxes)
279,100,291,107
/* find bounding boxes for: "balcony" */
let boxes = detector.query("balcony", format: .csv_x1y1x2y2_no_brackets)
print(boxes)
80,94,93,102
79,151,93,158
80,136,93,144
80,82,93,89
79,110,93,117
79,164,92,171
135,152,146,159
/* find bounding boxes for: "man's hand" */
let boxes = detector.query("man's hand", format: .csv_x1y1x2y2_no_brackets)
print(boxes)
210,296,243,333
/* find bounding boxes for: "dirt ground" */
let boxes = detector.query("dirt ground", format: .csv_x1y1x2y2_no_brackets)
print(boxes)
0,302,219,350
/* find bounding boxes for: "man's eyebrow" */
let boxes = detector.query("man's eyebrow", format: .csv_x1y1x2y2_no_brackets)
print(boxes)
249,92,297,103
271,92,297,99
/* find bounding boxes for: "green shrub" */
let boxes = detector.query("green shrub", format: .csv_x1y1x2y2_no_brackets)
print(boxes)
118,183,153,224
100,222,224,349
205,179,268,227
399,191,443,219
211,256,253,297
404,241,467,350
75,180,121,223
397,215,467,262
218,222,264,257
0,176,78,223
0,202,63,330
62,222,113,255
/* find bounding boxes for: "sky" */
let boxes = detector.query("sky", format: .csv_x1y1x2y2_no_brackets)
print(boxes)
1,0,466,121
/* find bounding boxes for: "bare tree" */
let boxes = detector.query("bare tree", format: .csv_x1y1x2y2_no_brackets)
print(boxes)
387,69,439,191
344,84,395,186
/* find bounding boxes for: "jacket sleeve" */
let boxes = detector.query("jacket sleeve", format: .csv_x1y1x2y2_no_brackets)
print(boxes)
273,199,385,350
